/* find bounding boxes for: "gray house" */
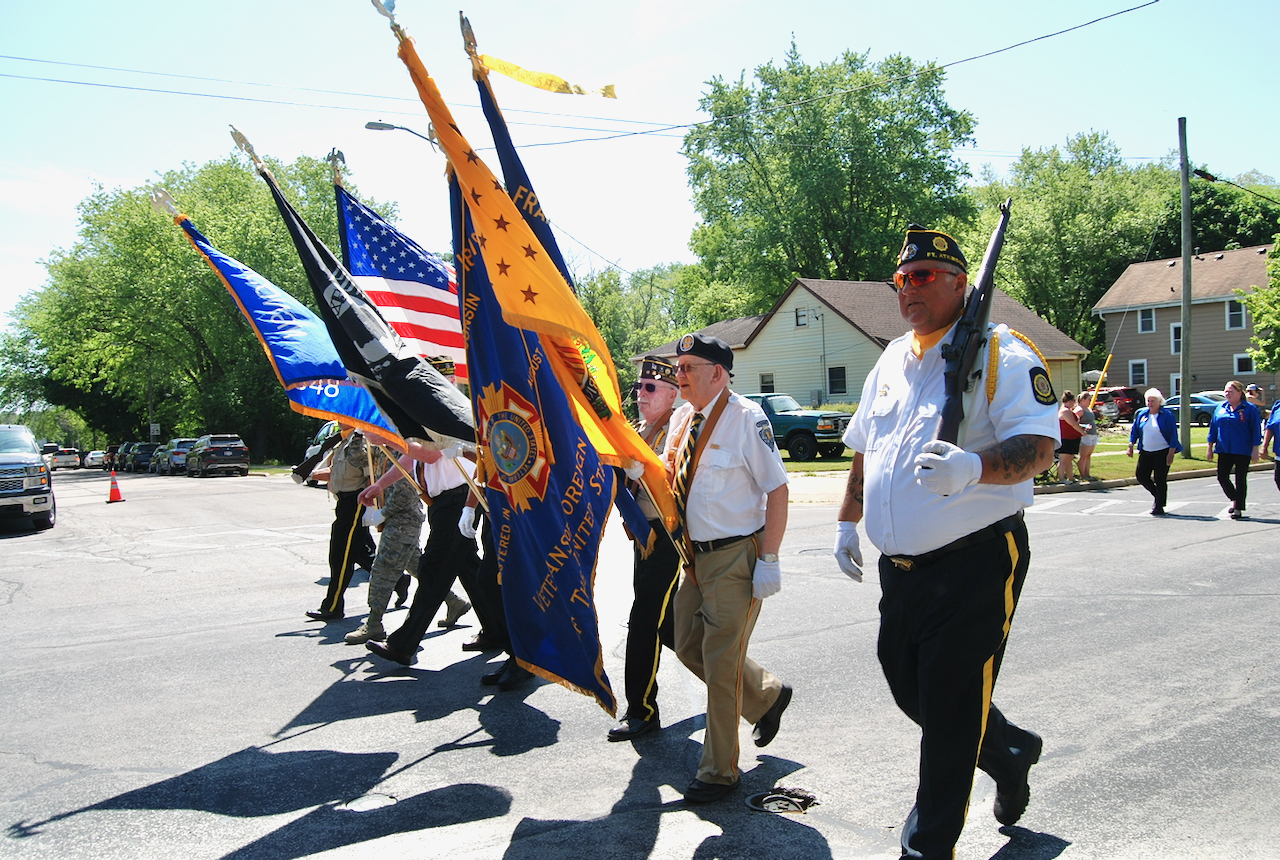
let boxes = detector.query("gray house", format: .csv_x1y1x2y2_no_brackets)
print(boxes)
645,278,1087,406
1092,245,1275,399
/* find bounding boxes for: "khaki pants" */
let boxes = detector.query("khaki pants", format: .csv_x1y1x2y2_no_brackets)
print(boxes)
674,535,784,783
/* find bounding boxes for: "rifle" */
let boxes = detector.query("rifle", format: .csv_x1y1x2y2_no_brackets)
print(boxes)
290,429,343,485
935,198,1013,446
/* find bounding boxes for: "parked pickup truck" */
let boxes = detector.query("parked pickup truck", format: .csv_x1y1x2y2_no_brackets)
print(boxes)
742,393,850,461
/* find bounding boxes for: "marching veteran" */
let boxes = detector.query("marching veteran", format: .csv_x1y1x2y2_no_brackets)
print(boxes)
834,226,1059,859
608,356,684,742
663,333,792,804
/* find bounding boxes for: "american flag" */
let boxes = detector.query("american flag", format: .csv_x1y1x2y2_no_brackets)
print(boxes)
336,185,468,382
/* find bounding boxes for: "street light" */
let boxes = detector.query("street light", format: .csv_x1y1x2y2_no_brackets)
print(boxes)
364,120,437,149
1192,169,1280,207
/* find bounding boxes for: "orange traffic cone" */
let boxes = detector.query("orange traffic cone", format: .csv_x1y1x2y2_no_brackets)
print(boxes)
106,470,125,503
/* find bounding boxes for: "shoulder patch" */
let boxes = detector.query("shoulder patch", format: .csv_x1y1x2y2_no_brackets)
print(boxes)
756,418,776,451
1030,367,1055,405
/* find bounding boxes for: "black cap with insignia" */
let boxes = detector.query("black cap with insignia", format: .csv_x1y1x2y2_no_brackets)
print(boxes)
898,224,968,272
676,332,734,372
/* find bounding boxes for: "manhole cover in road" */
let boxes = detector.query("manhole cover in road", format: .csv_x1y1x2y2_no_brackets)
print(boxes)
745,786,819,814
337,793,398,812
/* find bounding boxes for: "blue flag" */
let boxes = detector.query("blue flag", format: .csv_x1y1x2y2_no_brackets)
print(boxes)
451,172,617,714
176,214,397,439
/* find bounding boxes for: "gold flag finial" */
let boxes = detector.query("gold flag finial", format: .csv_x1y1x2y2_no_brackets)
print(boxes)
327,148,346,187
149,188,180,218
229,125,263,167
460,12,477,57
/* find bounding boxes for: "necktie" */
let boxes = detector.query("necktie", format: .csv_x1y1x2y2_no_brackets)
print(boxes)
673,412,704,528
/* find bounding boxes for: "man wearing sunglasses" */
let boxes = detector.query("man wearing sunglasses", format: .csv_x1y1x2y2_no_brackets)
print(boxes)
607,356,683,742
835,226,1058,859
662,333,791,804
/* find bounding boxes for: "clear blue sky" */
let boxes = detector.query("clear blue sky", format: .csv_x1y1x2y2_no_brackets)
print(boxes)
1,0,1274,328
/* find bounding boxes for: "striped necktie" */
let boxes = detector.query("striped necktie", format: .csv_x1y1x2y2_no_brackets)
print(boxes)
673,412,704,528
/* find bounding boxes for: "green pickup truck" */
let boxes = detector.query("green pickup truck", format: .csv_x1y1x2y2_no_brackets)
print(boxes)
742,393,850,461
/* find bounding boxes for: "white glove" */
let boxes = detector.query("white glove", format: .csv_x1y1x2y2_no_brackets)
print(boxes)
834,521,863,582
361,506,385,528
913,440,983,497
623,459,646,480
752,558,782,599
441,445,462,460
458,505,478,539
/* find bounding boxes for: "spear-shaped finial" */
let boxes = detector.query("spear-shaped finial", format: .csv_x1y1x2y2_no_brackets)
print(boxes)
370,0,406,40
229,125,264,169
149,188,180,218
460,12,477,56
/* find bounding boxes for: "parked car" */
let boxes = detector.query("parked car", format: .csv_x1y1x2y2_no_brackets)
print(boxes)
1164,394,1218,426
101,443,121,471
0,424,56,529
742,393,850,461
186,434,250,477
300,420,340,487
153,437,198,475
84,450,106,468
114,442,137,472
1092,386,1143,421
1193,390,1228,402
123,442,160,472
50,448,81,470
1084,392,1120,422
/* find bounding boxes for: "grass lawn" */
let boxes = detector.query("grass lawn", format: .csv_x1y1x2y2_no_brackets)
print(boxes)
782,424,1227,481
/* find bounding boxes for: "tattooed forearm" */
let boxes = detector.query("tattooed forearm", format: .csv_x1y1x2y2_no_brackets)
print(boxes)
838,452,865,522
980,435,1055,484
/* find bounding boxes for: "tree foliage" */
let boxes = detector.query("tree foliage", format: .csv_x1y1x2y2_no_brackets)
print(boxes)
0,153,394,460
683,43,976,308
1242,243,1280,374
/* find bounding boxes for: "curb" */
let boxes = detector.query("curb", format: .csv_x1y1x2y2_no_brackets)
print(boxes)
1034,461,1275,494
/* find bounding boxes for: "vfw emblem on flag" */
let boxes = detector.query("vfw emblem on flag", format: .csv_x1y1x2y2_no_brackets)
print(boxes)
480,384,549,511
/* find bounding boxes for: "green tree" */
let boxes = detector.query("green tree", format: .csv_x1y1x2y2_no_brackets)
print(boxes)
0,153,395,460
683,43,976,308
1147,172,1280,259
1242,241,1280,373
966,133,1173,362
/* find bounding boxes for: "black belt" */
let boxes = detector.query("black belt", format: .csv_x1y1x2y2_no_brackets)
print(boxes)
886,512,1024,572
691,533,755,554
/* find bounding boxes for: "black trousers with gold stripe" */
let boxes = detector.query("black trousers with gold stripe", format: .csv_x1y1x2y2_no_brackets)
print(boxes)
878,516,1034,860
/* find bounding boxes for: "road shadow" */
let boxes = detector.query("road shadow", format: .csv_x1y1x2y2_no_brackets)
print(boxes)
989,825,1071,859
5,747,510,859
499,716,831,860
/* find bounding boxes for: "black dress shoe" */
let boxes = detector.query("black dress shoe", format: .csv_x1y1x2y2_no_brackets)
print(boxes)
498,662,534,691
463,633,502,652
1151,506,1165,516
365,640,413,666
305,609,343,621
993,731,1042,826
753,684,793,747
683,777,739,804
480,657,511,686
393,574,411,608
607,715,659,742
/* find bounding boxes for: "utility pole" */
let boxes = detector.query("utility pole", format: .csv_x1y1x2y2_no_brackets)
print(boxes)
1178,117,1193,458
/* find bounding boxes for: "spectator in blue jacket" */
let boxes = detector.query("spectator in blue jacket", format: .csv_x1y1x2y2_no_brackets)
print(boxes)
1207,380,1262,520
1128,388,1183,516
1262,400,1280,493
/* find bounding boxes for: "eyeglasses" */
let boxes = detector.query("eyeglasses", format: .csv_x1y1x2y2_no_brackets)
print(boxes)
675,361,716,376
893,268,957,290
632,382,660,393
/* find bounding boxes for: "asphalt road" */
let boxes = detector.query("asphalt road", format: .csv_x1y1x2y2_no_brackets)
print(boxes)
1,466,1278,859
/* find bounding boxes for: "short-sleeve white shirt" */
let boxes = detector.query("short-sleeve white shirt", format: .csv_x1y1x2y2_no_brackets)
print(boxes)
844,322,1059,556
664,389,789,542
420,454,474,498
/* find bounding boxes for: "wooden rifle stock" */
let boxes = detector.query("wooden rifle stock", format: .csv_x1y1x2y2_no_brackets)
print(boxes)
935,198,1013,445
291,430,343,483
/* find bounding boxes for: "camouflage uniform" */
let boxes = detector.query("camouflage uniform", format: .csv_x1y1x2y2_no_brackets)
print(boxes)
359,467,425,640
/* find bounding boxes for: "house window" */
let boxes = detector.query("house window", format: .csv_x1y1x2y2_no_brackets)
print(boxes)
828,366,847,397
1170,373,1181,397
759,373,775,394
1130,360,1147,388
1170,323,1181,355
1235,353,1255,375
1138,308,1155,333
795,308,807,327
1226,300,1245,330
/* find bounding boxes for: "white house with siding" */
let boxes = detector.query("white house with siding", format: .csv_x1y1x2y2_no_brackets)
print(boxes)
644,278,1087,406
